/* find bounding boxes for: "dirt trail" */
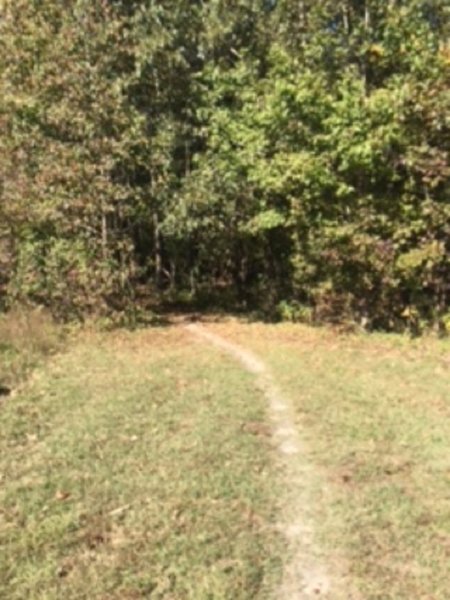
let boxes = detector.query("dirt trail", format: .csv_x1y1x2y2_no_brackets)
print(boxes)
186,323,351,600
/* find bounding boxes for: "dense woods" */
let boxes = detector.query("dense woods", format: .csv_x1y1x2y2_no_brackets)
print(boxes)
1,0,449,330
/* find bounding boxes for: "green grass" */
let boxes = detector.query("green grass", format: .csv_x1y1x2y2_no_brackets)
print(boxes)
210,322,450,599
3,318,449,599
0,327,281,599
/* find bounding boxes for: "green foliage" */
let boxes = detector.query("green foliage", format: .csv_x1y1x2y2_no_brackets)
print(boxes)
0,0,448,330
276,300,313,323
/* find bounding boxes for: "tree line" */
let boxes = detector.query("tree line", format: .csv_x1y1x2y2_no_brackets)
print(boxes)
1,0,449,331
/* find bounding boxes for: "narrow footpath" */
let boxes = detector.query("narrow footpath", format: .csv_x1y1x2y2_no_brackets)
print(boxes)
187,323,355,600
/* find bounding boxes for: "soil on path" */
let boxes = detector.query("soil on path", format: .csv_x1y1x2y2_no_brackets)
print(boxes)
187,323,357,599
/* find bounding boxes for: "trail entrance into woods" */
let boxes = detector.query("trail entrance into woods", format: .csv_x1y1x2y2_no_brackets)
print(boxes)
187,322,354,600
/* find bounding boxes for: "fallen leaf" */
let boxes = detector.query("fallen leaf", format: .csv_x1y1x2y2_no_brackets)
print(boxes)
55,490,71,501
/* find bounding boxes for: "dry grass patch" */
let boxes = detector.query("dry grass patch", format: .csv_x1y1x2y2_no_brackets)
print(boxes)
0,307,62,392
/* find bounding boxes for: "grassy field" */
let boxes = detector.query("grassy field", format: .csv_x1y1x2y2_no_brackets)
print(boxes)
209,321,450,599
1,318,449,599
0,327,281,599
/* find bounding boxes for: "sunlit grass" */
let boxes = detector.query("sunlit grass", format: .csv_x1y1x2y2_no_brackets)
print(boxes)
0,328,281,599
3,318,449,599
211,321,450,599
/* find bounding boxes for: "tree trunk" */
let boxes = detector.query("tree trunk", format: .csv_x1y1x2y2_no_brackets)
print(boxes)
153,212,162,287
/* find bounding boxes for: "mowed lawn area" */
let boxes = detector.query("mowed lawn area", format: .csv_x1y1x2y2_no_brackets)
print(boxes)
209,321,450,599
0,327,281,600
1,320,449,599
